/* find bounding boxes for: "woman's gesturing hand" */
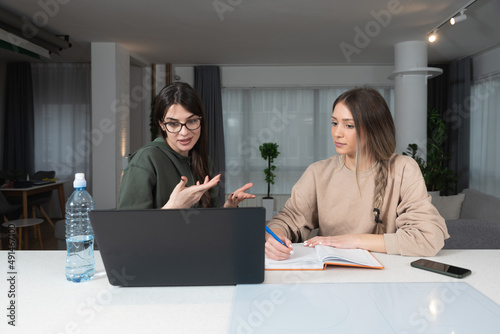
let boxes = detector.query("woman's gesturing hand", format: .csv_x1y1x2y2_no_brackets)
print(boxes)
162,174,221,209
224,183,256,208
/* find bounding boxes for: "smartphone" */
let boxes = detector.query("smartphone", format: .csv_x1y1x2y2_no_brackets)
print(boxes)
410,259,471,278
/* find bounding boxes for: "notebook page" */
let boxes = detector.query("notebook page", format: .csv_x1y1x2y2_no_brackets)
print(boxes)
265,244,323,269
315,245,382,267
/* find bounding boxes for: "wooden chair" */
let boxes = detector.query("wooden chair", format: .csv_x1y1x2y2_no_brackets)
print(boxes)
28,171,56,228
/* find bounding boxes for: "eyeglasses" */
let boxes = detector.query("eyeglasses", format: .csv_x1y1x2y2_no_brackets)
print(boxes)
163,117,202,133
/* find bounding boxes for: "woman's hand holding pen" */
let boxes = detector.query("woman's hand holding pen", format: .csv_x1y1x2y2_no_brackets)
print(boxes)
223,183,256,208
265,228,294,260
162,174,221,209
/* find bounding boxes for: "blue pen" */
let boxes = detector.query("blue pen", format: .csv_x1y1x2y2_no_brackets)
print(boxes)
265,226,286,246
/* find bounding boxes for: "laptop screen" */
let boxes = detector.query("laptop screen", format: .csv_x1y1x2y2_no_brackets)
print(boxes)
89,207,265,286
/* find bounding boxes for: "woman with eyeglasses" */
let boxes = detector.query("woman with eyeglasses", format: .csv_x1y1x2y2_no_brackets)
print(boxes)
118,82,254,209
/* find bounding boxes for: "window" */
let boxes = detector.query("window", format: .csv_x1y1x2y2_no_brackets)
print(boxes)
469,74,500,197
31,63,92,186
222,87,394,195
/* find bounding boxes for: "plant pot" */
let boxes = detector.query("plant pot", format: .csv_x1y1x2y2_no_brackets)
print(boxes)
262,197,275,221
428,191,440,197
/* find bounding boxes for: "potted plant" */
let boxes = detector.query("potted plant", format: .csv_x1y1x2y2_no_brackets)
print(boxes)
403,109,457,195
259,142,280,220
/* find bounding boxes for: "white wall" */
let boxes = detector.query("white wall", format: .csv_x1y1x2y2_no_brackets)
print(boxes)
173,65,395,88
472,45,500,80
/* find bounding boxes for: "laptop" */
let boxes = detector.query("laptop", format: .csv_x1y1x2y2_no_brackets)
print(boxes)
89,207,265,287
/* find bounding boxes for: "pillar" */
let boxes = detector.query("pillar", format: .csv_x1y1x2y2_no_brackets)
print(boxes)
91,43,130,209
389,41,442,159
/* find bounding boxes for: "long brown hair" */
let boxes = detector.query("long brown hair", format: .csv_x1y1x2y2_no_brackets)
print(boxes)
154,82,212,208
333,87,396,233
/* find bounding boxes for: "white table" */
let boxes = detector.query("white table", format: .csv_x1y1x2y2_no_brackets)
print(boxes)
0,250,498,333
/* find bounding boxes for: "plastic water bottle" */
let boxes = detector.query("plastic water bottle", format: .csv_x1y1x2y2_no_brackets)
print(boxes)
65,173,95,282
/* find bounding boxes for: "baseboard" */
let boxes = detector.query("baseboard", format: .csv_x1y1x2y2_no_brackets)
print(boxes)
234,194,290,212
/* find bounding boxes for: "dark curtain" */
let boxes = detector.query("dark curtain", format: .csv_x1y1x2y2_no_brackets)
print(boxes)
428,64,449,133
2,62,35,178
428,58,471,194
428,64,451,191
447,58,471,193
194,66,226,204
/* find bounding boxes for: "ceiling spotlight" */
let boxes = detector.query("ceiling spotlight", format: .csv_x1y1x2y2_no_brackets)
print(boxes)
428,30,437,43
450,10,467,25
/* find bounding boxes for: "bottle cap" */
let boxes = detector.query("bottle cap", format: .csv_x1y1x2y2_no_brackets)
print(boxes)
73,173,87,188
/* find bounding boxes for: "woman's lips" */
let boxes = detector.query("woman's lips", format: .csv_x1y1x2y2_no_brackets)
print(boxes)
334,141,346,148
178,138,192,145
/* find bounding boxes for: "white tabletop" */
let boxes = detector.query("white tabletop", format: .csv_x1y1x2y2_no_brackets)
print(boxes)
0,250,498,334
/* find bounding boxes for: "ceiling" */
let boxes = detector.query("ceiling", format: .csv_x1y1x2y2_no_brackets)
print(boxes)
0,0,499,65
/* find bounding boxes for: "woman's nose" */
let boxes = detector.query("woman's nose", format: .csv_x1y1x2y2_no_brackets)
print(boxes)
334,126,343,137
179,124,190,135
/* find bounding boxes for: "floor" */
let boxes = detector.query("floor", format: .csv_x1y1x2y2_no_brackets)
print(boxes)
1,217,61,251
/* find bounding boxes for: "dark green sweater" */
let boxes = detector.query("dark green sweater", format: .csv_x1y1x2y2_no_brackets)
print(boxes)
118,138,220,209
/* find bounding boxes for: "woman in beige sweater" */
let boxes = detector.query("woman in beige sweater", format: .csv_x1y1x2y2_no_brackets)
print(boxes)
265,87,449,259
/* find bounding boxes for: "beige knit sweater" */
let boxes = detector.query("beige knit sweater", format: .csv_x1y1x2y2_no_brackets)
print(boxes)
267,154,449,256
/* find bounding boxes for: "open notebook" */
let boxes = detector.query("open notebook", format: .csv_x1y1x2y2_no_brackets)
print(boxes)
265,243,383,270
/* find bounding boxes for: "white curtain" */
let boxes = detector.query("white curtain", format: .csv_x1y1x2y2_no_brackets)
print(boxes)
31,63,92,189
469,74,500,197
222,86,394,195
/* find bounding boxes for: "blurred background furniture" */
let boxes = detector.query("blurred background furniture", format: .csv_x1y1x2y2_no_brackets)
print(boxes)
28,170,56,227
1,180,66,223
2,218,44,250
0,191,22,222
0,191,22,249
437,189,500,249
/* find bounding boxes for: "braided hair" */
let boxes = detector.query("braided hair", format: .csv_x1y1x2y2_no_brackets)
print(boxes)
333,87,396,234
